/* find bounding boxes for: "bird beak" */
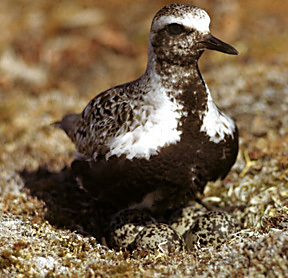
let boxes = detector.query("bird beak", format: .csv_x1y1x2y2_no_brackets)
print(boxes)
199,33,239,55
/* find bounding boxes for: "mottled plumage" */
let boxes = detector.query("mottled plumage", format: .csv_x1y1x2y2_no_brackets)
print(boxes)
58,4,239,214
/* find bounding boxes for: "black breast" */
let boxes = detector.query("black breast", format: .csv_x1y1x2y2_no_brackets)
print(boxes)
71,121,238,213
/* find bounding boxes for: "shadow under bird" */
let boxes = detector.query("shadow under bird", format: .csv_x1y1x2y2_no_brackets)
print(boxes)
57,4,239,214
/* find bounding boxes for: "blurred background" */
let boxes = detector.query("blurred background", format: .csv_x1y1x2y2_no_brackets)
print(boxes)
0,0,287,170
0,0,287,93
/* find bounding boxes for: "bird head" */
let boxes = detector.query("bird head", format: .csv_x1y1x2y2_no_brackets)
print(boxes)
148,4,238,66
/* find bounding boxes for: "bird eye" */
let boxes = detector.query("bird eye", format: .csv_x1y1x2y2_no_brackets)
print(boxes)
167,23,185,35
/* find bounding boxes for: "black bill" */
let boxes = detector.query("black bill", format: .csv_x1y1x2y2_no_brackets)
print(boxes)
199,33,239,55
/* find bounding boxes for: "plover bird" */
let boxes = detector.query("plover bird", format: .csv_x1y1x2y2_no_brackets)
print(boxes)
58,4,239,214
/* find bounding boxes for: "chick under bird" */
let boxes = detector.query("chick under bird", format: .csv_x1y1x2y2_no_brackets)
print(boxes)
58,4,239,214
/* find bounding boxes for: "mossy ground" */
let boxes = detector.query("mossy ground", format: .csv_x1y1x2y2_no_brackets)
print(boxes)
0,0,288,277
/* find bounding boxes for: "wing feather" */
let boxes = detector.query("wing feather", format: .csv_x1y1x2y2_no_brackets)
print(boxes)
59,83,136,159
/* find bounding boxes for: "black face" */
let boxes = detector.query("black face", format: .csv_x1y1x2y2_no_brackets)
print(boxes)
151,23,204,66
150,21,238,67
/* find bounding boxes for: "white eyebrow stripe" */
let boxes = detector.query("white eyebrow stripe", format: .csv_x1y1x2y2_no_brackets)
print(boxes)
152,13,210,33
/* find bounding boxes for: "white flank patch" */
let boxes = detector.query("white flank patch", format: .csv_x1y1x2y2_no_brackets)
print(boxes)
129,191,158,210
106,86,183,160
200,85,236,143
152,8,210,33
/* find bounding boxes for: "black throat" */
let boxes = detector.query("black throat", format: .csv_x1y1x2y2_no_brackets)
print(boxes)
151,56,209,117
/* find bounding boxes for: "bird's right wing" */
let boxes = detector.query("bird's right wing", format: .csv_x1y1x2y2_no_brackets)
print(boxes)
59,84,136,160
